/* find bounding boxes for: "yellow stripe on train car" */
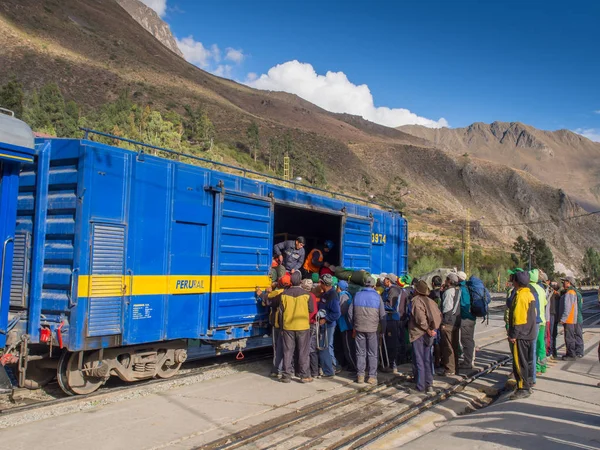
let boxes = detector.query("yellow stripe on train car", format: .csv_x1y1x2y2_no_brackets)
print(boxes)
77,274,271,298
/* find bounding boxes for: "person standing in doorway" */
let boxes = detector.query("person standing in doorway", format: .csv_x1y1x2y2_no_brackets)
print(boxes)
274,237,306,279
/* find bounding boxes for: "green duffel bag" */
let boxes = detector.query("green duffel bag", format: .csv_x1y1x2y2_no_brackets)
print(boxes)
334,267,371,286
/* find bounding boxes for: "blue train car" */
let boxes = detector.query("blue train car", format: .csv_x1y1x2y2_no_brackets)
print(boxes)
0,129,408,395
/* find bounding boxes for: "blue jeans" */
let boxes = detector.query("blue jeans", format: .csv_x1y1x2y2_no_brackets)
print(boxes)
328,323,338,368
318,324,335,376
412,334,434,391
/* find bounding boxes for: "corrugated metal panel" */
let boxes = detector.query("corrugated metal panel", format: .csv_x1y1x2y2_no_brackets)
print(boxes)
88,224,125,337
342,216,372,270
9,232,30,308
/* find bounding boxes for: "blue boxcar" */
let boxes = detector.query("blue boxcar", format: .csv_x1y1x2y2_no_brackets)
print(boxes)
0,134,408,394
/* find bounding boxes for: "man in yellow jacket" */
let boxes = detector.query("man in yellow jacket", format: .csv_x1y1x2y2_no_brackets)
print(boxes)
280,272,314,383
507,269,537,400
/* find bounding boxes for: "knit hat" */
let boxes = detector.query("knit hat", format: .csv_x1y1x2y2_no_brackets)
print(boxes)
386,273,399,284
311,272,319,283
338,280,349,290
320,273,333,286
415,279,430,296
300,279,313,291
457,271,467,281
400,274,413,286
529,269,539,283
296,236,306,245
538,270,549,282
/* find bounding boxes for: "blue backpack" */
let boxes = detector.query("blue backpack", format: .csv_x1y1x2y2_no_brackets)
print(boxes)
337,290,353,332
466,276,491,321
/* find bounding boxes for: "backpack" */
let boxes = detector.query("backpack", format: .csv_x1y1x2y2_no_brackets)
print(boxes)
337,290,353,332
466,276,491,322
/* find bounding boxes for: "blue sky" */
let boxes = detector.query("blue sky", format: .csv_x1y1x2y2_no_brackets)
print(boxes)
143,0,600,139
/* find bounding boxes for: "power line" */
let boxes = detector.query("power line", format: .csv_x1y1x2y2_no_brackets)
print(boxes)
479,209,600,228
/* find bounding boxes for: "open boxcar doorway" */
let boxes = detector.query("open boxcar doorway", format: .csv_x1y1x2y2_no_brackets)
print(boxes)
273,203,343,268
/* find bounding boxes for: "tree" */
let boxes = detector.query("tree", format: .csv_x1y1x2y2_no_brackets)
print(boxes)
582,247,600,283
246,121,260,162
183,104,215,147
0,78,24,118
307,158,327,187
23,83,80,137
512,230,555,276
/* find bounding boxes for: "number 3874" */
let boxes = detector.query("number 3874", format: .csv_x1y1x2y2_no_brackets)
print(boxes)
371,233,387,244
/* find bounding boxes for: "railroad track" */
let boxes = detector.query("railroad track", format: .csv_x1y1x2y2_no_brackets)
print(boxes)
0,349,272,417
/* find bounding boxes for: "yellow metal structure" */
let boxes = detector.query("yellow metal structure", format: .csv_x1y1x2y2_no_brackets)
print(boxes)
283,156,290,180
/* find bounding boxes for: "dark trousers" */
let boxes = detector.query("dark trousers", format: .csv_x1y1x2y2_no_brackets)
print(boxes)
548,314,559,357
385,318,400,369
341,330,357,372
282,329,310,379
412,334,434,391
318,324,335,376
511,339,534,391
575,323,584,356
564,323,577,357
355,331,378,378
272,327,284,374
309,324,319,377
441,325,460,374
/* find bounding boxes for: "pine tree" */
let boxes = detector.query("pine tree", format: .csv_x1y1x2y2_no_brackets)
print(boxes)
0,78,24,118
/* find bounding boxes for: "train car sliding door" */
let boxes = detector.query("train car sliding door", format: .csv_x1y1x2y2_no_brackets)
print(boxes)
342,215,373,271
209,191,272,331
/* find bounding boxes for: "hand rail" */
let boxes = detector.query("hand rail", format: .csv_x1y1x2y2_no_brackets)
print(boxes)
0,237,14,333
79,127,401,214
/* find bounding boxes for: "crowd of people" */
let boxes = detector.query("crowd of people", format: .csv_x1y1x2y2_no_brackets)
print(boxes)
256,237,591,398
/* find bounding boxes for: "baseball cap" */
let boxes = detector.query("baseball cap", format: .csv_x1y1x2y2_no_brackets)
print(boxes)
561,276,576,285
338,280,349,290
457,271,467,281
386,273,398,284
320,273,333,286
296,236,306,245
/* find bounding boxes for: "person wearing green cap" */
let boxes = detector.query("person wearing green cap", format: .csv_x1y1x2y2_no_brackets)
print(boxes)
529,269,548,376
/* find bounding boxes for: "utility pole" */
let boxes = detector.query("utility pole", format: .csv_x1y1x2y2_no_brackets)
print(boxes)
465,208,471,276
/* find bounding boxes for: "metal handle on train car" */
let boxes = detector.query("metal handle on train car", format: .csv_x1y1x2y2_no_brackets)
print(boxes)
0,237,15,326
256,250,261,270
68,268,79,307
126,269,133,305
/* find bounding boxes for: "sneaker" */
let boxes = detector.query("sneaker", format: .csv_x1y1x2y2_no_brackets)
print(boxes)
576,354,584,358
392,368,399,375
458,363,474,370
322,374,335,379
269,372,279,378
426,386,434,394
301,377,314,383
562,355,576,361
280,377,292,383
510,389,531,400
356,375,365,384
366,378,377,385
335,367,342,374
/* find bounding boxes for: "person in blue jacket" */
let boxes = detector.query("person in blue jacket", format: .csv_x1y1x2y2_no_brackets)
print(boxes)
457,271,476,370
317,274,341,377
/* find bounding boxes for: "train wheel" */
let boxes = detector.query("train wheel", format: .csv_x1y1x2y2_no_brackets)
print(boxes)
22,360,56,390
156,349,184,379
56,351,106,396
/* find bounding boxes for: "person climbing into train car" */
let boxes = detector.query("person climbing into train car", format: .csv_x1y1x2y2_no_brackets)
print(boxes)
529,269,548,376
348,276,387,385
381,273,402,374
560,276,579,361
457,271,476,370
437,273,461,376
273,236,306,279
409,280,442,393
302,240,334,278
429,276,443,369
301,278,321,379
507,270,537,400
336,280,356,373
279,272,314,383
317,274,341,377
256,278,288,378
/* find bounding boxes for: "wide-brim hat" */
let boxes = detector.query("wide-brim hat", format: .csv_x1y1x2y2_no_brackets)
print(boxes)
415,280,430,296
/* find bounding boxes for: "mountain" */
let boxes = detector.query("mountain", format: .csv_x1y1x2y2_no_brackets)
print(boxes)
115,0,183,58
398,122,600,210
1,0,600,273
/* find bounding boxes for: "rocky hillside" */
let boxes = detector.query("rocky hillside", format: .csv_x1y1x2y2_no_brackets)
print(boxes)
399,122,600,210
115,0,183,57
1,0,599,272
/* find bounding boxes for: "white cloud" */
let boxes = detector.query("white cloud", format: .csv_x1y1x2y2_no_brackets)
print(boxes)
225,48,245,63
246,72,258,82
213,65,233,78
140,0,167,17
176,36,219,68
594,110,600,114
245,60,448,128
574,128,600,142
